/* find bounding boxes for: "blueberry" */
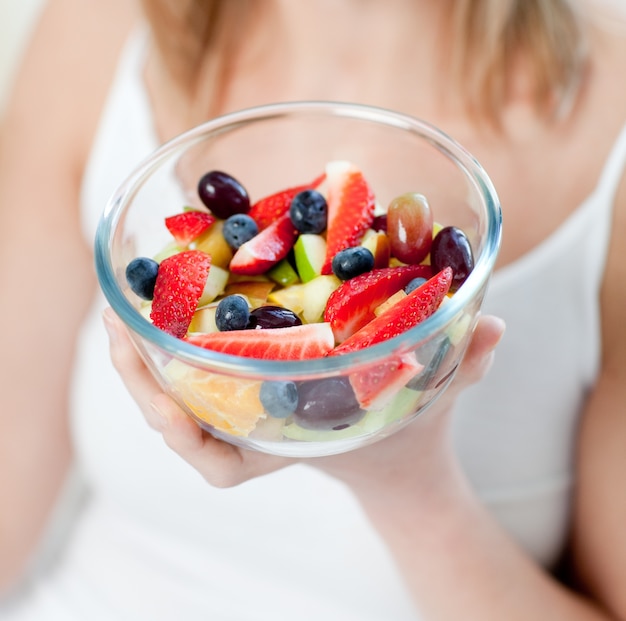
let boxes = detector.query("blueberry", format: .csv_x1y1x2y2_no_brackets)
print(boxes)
289,190,328,234
215,295,250,331
222,214,259,249
260,381,299,418
404,277,428,294
331,246,375,280
125,257,159,300
197,170,250,219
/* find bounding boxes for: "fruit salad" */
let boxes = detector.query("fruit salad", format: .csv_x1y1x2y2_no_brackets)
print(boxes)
125,160,475,442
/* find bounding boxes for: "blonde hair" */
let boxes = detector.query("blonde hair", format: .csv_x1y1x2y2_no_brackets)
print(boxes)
141,0,587,125
451,0,587,121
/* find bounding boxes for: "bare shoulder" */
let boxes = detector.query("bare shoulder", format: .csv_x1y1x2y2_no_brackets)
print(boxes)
569,168,626,617
587,16,626,109
592,20,626,360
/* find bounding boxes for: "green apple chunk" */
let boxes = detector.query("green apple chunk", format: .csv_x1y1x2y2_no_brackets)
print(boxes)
188,304,219,333
293,234,327,283
300,275,341,323
153,241,183,263
359,387,423,432
282,420,365,442
268,274,341,323
268,259,300,287
198,264,229,306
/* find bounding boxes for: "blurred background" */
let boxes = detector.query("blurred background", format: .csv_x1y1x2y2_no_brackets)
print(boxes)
0,0,45,116
0,0,625,119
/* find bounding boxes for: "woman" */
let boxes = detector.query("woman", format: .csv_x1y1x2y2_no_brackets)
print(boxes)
1,0,625,619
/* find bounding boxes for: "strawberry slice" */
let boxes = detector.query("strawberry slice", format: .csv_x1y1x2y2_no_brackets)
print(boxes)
229,212,298,275
329,267,453,355
349,354,423,410
187,323,335,360
324,264,434,343
249,173,326,230
150,250,211,338
329,268,452,410
321,161,375,275
165,211,215,246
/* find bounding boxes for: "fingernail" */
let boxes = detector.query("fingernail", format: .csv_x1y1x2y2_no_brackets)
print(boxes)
493,316,506,337
149,402,168,431
102,309,119,345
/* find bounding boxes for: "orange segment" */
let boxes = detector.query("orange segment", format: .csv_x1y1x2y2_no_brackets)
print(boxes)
165,360,265,436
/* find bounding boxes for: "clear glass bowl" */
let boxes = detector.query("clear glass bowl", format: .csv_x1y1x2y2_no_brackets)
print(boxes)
95,101,502,457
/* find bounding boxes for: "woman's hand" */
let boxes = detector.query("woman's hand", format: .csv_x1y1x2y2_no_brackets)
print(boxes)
103,308,296,486
103,307,504,491
317,313,504,497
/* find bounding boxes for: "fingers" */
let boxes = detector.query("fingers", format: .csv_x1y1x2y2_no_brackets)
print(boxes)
152,393,295,487
150,392,248,486
425,313,504,417
103,307,165,430
457,314,505,383
103,307,295,487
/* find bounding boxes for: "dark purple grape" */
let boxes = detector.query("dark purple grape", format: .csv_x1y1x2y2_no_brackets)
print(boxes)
215,295,250,331
260,381,299,418
372,214,388,233
292,377,365,431
247,305,302,329
197,170,250,219
331,246,375,280
126,257,159,300
430,226,474,292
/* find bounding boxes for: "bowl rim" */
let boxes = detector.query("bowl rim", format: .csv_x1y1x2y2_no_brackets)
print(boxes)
95,100,502,379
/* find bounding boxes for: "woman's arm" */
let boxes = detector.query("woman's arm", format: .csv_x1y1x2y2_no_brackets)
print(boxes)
0,0,137,595
334,180,626,620
569,166,626,619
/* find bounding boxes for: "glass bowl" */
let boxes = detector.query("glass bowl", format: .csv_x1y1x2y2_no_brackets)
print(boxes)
95,101,502,458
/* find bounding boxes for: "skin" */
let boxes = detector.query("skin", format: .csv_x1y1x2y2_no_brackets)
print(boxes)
1,1,625,619
0,0,138,592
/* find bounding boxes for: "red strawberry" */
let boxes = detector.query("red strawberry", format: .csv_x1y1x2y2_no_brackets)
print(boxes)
349,353,423,410
165,211,215,246
248,173,326,230
321,161,375,274
329,267,453,355
150,250,211,338
187,323,335,360
229,212,298,275
324,264,434,342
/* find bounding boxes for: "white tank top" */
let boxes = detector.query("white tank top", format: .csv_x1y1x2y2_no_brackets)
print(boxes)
4,29,626,620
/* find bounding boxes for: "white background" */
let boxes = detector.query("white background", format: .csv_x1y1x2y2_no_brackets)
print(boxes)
0,0,45,115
